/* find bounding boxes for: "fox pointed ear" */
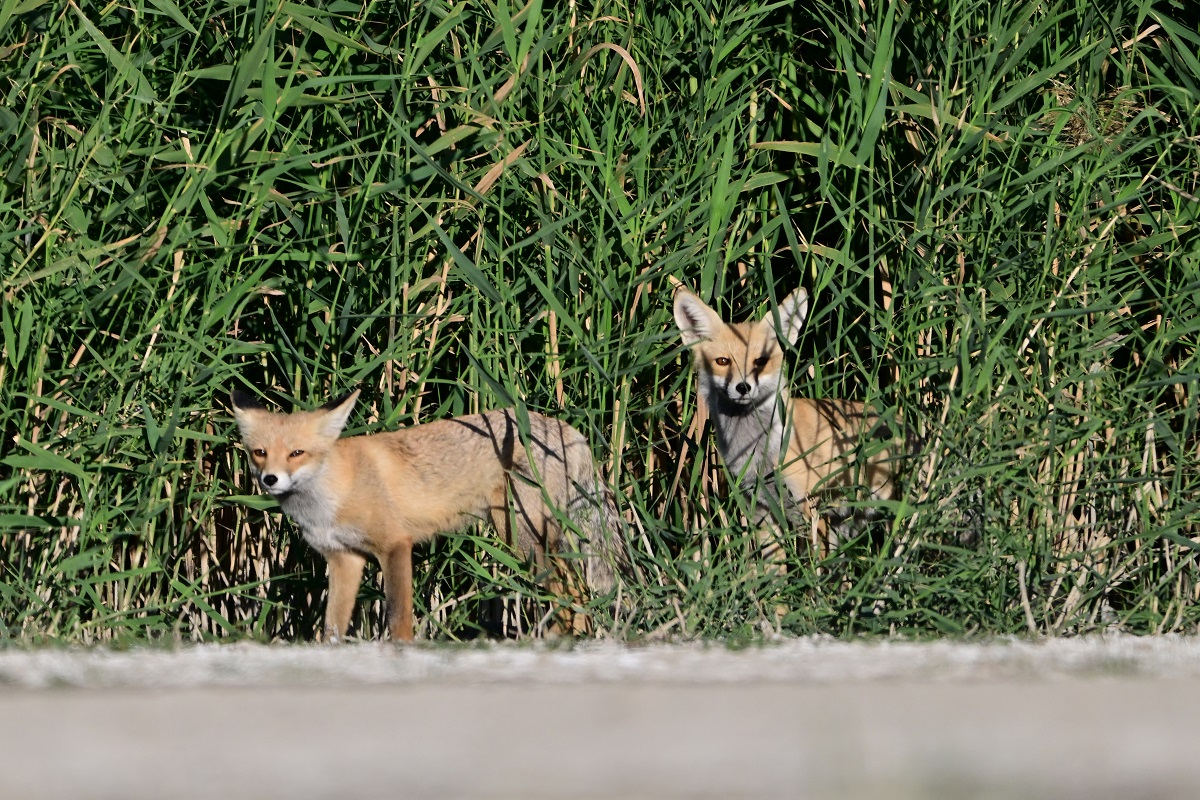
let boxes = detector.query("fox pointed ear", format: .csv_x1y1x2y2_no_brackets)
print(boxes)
765,288,809,346
316,388,360,440
320,387,360,413
229,389,265,435
673,289,722,347
230,389,264,412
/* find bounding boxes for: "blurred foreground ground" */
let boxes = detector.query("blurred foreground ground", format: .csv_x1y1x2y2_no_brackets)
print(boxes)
2,636,1198,799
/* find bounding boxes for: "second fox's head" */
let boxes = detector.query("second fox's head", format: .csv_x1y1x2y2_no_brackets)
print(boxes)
229,389,360,496
673,287,809,410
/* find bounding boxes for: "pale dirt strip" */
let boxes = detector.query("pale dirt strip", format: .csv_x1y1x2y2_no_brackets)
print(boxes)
2,636,1199,800
3,634,1200,688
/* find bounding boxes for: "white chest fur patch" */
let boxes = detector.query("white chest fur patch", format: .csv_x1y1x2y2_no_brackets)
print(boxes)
280,488,363,554
301,524,365,555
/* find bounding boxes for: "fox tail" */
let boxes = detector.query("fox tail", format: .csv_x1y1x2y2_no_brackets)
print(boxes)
565,459,629,598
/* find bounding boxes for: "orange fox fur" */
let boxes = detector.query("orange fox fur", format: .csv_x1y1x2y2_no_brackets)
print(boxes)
673,287,895,551
230,389,623,642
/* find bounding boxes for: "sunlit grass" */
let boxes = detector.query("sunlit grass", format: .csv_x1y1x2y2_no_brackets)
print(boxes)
1,0,1197,642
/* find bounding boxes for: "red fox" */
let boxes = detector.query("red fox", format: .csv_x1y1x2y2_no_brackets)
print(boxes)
673,286,896,552
230,389,624,642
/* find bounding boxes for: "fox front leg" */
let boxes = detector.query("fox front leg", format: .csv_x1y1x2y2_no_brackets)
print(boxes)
324,549,367,643
383,539,416,643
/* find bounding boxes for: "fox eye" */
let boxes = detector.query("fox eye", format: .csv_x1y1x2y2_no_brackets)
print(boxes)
753,356,770,370
714,357,731,367
252,448,267,458
288,450,305,459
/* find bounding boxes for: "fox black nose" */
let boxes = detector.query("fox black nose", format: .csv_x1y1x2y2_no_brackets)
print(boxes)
735,381,751,396
262,474,278,487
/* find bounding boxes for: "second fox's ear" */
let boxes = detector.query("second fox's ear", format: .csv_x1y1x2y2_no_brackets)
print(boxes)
317,388,360,440
673,290,722,346
765,288,809,346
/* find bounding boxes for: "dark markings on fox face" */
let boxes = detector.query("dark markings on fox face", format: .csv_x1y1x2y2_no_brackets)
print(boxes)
702,323,781,390
703,324,750,378
751,338,778,377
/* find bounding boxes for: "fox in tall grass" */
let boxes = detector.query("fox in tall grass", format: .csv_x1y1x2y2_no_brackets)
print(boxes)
673,286,896,553
230,388,624,642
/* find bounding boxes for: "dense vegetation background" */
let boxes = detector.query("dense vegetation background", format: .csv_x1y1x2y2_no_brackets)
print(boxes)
1,0,1197,642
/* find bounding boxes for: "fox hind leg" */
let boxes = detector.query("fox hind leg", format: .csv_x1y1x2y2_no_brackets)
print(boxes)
506,481,593,637
547,554,592,637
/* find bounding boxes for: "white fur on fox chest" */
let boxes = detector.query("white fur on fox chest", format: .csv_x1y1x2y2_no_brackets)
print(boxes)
708,390,788,482
279,487,365,554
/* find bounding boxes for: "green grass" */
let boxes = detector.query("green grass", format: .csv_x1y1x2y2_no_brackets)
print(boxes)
1,0,1197,643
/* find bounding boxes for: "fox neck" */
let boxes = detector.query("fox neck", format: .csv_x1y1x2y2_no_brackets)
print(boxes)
273,460,340,534
703,382,788,481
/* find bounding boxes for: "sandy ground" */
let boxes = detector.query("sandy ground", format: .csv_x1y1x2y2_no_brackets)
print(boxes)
2,636,1199,799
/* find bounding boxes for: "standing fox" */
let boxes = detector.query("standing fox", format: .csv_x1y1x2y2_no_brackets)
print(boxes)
673,287,896,551
230,389,624,642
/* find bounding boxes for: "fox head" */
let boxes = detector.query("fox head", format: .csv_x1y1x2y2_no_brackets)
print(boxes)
229,389,360,496
673,287,809,411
